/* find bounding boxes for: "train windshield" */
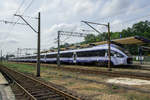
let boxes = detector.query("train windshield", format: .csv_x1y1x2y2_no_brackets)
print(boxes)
111,44,131,56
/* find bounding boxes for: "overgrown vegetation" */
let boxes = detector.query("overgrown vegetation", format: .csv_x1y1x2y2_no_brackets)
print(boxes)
1,62,36,74
2,62,150,100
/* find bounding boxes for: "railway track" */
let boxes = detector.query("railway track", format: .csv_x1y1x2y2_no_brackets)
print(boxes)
52,66,150,80
0,65,82,100
19,62,150,81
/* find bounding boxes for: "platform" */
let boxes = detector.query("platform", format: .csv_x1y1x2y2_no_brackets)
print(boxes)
0,72,8,85
0,72,15,100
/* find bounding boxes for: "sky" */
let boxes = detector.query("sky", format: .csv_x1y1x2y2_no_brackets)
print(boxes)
0,0,150,56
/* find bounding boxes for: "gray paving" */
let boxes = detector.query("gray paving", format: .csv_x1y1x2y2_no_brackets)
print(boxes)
0,73,8,85
0,92,2,100
0,72,15,100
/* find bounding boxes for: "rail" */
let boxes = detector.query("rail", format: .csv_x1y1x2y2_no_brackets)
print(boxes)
0,65,81,100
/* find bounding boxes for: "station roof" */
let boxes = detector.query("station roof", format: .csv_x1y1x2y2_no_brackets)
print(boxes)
42,36,150,53
79,36,150,48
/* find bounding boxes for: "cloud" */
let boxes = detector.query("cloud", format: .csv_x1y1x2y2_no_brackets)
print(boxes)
72,1,95,15
42,23,83,48
0,31,19,44
111,19,122,25
0,0,150,55
33,0,100,23
100,0,131,17
0,0,18,16
45,23,80,36
6,38,19,44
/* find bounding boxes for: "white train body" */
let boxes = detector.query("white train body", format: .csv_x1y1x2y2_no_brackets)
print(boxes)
9,44,132,66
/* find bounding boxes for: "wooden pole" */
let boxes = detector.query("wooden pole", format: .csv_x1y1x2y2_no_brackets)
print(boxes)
36,12,41,77
57,31,60,67
107,22,112,71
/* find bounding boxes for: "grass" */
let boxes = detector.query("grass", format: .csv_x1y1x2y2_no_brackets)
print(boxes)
111,85,119,90
1,62,150,100
125,92,150,100
1,62,36,74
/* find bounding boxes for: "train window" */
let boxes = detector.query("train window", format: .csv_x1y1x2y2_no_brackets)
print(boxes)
60,52,73,58
32,56,36,59
40,55,45,58
27,57,31,59
77,50,105,57
46,54,57,58
111,51,115,56
99,50,105,56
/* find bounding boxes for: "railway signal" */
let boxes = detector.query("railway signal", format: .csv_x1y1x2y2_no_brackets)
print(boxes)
81,21,112,71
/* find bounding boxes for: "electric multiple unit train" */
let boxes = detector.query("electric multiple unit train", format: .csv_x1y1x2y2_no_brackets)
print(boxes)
9,44,132,66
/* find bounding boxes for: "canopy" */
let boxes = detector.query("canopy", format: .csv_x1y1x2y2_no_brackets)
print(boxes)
45,36,150,52
79,36,150,48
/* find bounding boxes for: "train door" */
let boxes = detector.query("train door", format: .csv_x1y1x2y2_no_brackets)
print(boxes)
73,52,77,63
44,54,47,62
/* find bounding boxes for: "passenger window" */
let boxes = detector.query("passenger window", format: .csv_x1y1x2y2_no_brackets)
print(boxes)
110,51,115,56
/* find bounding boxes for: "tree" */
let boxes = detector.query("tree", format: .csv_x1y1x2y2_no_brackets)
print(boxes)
83,20,150,55
84,34,97,43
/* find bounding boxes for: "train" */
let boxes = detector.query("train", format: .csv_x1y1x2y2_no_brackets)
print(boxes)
9,44,132,66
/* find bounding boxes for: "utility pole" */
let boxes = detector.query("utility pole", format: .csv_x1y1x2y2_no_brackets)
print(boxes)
17,48,19,62
81,21,112,71
14,12,41,77
1,50,2,62
6,52,9,62
37,12,41,77
57,31,60,67
107,23,112,71
19,49,21,57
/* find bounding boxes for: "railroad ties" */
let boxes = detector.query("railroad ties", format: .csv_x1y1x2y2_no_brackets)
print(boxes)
0,65,81,100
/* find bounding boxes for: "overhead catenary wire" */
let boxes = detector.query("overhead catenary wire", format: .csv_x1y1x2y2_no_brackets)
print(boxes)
6,0,35,37
0,20,27,25
15,0,26,15
2,1,150,56
2,0,36,52
1,0,34,52
0,0,27,52
1,0,37,60
7,0,27,31
12,0,35,27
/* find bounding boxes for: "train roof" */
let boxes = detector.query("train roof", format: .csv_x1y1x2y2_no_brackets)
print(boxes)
46,44,119,55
